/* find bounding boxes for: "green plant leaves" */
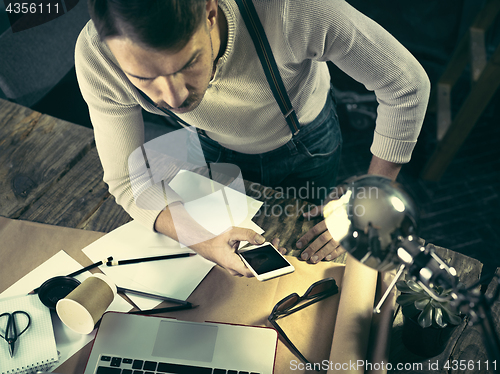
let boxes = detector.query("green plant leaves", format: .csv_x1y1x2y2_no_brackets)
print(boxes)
434,307,448,328
414,298,430,311
396,292,427,307
396,278,461,329
396,279,422,293
418,302,433,328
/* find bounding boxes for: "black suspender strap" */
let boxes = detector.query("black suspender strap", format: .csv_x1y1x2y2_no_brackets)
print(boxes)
234,0,301,136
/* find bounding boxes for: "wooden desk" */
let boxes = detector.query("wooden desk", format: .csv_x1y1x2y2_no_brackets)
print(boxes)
0,98,498,373
0,98,321,246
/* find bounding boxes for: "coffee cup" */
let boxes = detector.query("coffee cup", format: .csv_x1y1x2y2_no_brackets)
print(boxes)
56,273,116,334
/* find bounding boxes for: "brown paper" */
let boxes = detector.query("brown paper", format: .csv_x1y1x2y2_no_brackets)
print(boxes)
173,256,346,374
365,270,397,374
327,254,379,374
0,216,105,293
0,217,395,374
0,218,347,374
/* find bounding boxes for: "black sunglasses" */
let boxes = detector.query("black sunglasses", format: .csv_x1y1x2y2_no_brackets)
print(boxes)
268,278,339,365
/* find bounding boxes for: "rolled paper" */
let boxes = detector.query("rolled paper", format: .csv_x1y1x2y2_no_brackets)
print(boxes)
56,273,116,334
327,254,378,374
365,269,397,374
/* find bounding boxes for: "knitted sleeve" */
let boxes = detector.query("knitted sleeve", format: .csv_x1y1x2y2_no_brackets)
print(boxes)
75,22,182,230
283,0,431,163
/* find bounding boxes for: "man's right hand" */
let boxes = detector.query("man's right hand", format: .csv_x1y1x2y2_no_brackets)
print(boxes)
155,203,267,277
192,227,266,277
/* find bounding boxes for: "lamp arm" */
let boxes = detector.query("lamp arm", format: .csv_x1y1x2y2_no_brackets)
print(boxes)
373,263,406,314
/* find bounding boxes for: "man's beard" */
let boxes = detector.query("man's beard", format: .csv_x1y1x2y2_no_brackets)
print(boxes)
156,91,204,113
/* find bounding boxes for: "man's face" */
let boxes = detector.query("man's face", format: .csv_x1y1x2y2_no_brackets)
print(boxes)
107,24,215,114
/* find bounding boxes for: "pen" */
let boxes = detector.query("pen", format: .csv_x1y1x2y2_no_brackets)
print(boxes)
128,304,198,315
117,286,191,306
105,252,196,266
28,256,114,294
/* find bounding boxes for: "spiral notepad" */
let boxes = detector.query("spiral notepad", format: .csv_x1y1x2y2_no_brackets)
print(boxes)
0,295,59,374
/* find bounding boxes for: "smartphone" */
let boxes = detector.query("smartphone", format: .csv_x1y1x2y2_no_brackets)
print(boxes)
238,242,295,281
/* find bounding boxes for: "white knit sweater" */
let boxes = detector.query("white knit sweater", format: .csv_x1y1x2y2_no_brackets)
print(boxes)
75,0,430,229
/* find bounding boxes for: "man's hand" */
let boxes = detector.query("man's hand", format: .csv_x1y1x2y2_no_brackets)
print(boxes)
367,155,402,180
293,156,403,264
192,227,266,277
290,184,347,263
294,204,345,263
155,203,266,277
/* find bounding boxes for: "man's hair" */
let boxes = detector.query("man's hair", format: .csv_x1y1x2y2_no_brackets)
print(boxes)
88,0,207,51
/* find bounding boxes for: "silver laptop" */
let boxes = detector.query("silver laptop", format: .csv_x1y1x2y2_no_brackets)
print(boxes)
83,312,278,374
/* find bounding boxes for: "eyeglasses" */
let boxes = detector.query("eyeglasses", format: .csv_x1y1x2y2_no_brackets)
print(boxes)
268,278,339,365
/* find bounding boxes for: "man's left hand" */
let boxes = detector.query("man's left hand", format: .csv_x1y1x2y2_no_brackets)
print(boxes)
289,156,402,264
293,204,345,263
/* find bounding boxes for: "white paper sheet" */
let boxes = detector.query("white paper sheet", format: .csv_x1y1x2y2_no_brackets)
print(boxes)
82,221,216,310
0,251,132,371
169,170,264,245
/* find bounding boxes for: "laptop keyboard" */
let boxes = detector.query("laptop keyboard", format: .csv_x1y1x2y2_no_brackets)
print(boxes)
95,355,261,374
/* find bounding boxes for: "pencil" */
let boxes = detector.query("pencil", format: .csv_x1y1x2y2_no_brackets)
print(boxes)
105,252,196,266
67,256,114,277
129,304,198,315
117,286,191,306
28,256,114,294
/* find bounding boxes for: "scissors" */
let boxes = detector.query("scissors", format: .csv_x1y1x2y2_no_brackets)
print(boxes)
0,311,31,357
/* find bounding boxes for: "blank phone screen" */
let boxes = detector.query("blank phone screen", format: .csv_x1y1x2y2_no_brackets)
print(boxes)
240,245,290,275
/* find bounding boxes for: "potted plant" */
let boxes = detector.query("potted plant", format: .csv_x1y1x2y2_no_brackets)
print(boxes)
396,276,462,358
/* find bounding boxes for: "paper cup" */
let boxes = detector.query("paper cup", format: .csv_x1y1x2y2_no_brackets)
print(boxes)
56,273,116,334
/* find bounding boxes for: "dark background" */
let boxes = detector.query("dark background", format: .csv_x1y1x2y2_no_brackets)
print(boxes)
1,0,499,280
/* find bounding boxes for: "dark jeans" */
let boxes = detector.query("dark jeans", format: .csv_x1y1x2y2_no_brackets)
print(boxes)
192,90,342,206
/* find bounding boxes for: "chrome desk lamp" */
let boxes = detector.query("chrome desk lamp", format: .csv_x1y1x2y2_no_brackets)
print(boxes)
323,175,500,364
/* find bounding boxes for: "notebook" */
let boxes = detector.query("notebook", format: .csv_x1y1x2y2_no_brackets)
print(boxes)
84,312,277,374
0,295,59,374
